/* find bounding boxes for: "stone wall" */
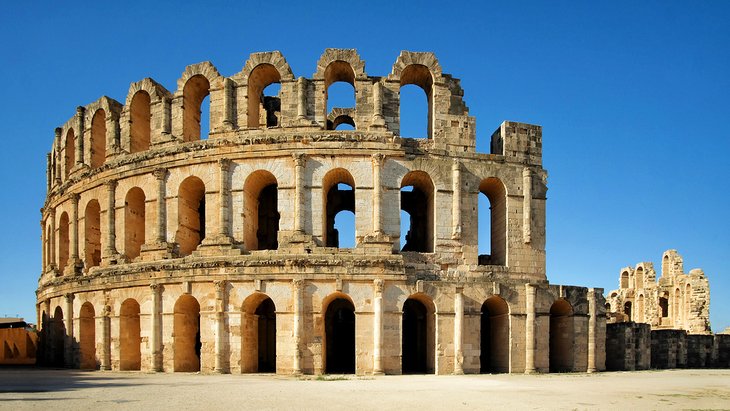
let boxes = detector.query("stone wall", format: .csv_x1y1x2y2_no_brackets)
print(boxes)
605,322,650,371
0,328,38,365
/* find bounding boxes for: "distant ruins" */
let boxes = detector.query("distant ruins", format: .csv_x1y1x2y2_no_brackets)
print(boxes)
36,49,606,374
606,249,711,334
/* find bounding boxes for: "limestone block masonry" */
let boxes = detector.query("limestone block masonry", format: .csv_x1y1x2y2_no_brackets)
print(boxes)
37,49,605,374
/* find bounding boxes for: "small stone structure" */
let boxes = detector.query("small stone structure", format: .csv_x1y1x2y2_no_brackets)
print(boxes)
605,250,710,334
0,319,38,365
37,49,605,374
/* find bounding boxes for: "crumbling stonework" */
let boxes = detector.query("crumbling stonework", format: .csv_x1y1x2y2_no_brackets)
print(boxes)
606,250,710,334
37,49,605,375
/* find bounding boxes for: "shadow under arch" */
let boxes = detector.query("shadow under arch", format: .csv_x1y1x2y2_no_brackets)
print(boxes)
402,292,435,374
241,292,277,373
321,292,355,374
481,295,510,373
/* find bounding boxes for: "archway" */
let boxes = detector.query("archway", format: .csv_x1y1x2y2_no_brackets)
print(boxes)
241,294,276,373
65,129,75,178
84,200,101,269
322,169,356,248
481,296,509,373
183,75,211,142
400,171,434,252
549,299,574,373
174,295,201,372
52,306,65,367
90,109,106,168
58,212,70,273
399,64,433,138
124,187,146,260
478,177,506,265
247,64,282,128
624,301,632,321
130,90,151,153
243,170,279,251
120,299,141,371
79,302,96,369
176,176,206,256
402,295,435,374
324,297,355,374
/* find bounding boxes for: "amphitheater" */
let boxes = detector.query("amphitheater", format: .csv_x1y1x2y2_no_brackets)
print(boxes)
37,49,606,375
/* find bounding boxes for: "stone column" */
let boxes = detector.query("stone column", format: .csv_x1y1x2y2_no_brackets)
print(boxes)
106,111,120,154
292,154,306,233
454,287,464,374
153,169,168,243
150,283,163,372
214,280,228,373
587,288,597,373
162,97,172,136
218,159,232,241
371,154,385,234
525,283,536,374
292,279,304,374
523,167,532,243
101,302,111,370
46,153,52,192
373,279,384,375
54,128,62,185
69,193,80,273
104,180,117,261
75,106,85,166
297,77,307,120
223,78,233,129
64,293,74,368
452,160,461,239
372,82,383,121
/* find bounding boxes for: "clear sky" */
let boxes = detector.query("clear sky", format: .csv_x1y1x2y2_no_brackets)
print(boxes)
0,1,728,331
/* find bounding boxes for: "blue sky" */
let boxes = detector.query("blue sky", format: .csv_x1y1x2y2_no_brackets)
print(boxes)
0,1,728,331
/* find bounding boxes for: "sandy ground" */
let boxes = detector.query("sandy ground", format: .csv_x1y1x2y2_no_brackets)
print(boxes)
0,367,729,410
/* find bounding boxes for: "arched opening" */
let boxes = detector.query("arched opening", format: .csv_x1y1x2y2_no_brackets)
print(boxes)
624,301,632,321
174,294,201,372
52,306,65,367
659,296,669,318
620,271,629,288
399,84,428,138
120,298,141,371
84,200,101,269
400,171,434,252
323,169,356,248
635,267,644,289
605,302,611,311
124,187,146,260
402,295,435,374
334,209,355,248
90,109,106,168
662,254,670,276
183,75,211,142
479,177,507,265
243,171,279,251
176,176,206,256
549,299,574,373
130,91,151,153
480,296,509,373
58,212,70,273
399,64,433,138
65,129,75,178
329,115,355,130
324,297,355,374
637,294,645,322
247,64,282,128
673,288,681,324
324,61,356,130
241,294,276,373
79,302,96,370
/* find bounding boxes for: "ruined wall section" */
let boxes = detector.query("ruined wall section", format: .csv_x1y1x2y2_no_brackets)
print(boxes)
606,250,711,334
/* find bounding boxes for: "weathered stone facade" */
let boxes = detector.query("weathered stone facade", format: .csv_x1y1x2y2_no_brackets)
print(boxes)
606,250,710,334
37,49,605,374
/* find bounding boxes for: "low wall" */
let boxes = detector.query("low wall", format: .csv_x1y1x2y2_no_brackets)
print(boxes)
0,328,38,365
605,322,651,371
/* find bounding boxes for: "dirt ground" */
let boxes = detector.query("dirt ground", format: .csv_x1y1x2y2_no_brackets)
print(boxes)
0,367,729,410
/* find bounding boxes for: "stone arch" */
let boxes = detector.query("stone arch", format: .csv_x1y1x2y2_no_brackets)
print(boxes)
659,295,669,318
243,170,279,251
322,292,356,374
64,129,75,178
479,177,507,266
322,168,356,248
58,211,70,273
673,287,681,324
549,299,574,372
481,295,510,373
89,109,106,168
400,170,434,252
124,187,146,260
402,292,436,374
389,52,442,138
684,283,692,323
174,294,201,372
620,270,630,289
120,298,141,371
637,294,645,322
327,108,356,130
313,48,367,82
635,266,644,289
79,302,96,370
51,306,65,367
246,64,282,128
176,176,206,256
176,62,223,142
124,78,171,153
84,199,102,269
241,292,277,373
624,300,632,321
